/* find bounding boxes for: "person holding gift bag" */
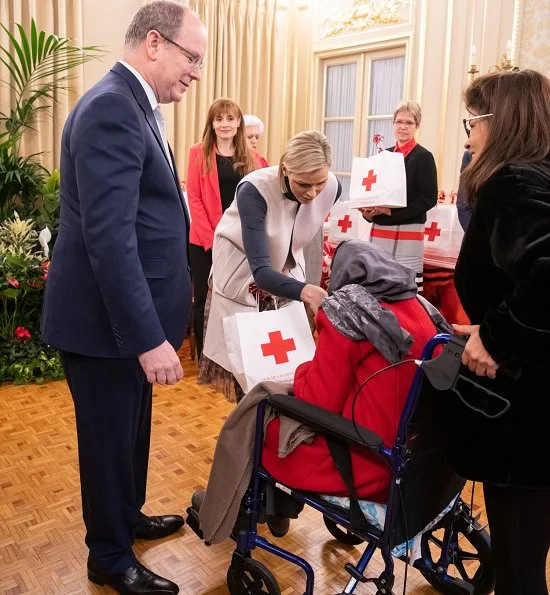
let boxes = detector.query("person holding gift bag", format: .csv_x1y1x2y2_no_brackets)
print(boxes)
199,130,341,402
362,101,438,291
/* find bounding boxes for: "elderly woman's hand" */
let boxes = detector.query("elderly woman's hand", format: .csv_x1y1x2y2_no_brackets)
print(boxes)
300,284,327,314
452,324,499,378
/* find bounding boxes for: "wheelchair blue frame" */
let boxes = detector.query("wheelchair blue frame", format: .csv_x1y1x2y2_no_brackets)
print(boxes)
190,333,494,595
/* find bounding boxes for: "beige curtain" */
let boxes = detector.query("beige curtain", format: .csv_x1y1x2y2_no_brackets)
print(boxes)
0,0,83,171
169,0,281,178
1,0,310,177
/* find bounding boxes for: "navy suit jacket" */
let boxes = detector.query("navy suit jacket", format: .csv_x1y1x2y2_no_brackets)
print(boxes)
41,63,192,358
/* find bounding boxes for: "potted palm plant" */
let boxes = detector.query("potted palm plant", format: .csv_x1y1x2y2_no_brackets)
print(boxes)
0,19,103,383
0,18,103,224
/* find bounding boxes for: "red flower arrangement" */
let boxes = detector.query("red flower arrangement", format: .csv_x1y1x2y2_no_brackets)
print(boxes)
14,326,31,342
41,261,50,280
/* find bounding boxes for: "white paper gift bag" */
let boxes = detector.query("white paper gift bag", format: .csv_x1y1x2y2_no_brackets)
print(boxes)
348,151,407,209
222,301,316,393
423,204,462,259
328,201,372,243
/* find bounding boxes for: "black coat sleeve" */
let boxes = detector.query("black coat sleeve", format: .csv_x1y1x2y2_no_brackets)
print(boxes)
477,170,550,368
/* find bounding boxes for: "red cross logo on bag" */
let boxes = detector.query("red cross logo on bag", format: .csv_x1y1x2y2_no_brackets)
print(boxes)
424,221,442,242
362,170,377,191
261,331,296,364
337,214,353,233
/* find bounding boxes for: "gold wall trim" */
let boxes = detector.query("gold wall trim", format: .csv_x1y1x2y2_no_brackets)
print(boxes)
322,0,408,38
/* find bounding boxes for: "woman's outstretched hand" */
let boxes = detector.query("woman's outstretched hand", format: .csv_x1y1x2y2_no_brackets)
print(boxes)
453,324,499,379
300,284,327,314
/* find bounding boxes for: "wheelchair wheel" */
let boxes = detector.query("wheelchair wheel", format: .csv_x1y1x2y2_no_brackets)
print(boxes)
323,515,364,546
227,558,281,594
418,508,495,594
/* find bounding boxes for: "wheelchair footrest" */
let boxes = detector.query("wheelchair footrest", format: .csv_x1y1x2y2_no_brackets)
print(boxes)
185,506,204,541
344,562,368,583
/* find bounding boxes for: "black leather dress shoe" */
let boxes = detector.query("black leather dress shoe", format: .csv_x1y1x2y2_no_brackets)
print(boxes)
134,514,185,540
87,558,179,594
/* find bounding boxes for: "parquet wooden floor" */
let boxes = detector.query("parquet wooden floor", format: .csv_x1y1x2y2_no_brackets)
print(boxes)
0,340,548,594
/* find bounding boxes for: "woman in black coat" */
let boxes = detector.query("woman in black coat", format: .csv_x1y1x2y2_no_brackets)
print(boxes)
452,70,550,594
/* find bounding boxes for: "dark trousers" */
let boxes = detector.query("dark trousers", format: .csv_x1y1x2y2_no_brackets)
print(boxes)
60,351,152,574
189,243,212,357
484,483,550,594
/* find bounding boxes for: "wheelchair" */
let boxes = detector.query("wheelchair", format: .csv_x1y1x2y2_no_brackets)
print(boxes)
187,334,496,594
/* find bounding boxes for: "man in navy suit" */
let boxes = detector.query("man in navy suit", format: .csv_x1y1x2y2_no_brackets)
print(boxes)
41,2,207,593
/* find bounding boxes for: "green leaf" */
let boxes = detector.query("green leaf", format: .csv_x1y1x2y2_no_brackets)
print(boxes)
30,19,38,69
16,23,33,78
36,30,46,64
0,50,25,92
0,288,20,299
2,25,29,80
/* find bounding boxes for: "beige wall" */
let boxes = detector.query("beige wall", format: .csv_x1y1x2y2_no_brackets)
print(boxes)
81,0,139,89
519,0,550,75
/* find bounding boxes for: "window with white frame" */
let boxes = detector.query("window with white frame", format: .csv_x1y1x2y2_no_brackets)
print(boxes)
321,49,406,199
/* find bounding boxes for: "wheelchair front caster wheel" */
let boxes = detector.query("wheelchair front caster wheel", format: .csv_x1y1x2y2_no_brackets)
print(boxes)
323,515,364,546
227,557,281,594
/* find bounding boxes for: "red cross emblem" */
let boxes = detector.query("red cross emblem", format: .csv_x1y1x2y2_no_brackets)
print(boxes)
261,331,296,364
424,221,442,242
362,170,377,192
337,214,353,233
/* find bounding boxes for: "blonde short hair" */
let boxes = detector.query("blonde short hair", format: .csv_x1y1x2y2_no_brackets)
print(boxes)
393,100,422,125
278,130,332,192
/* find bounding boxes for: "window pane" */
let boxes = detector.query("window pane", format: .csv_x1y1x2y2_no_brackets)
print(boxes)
325,63,357,117
336,175,351,201
325,121,354,173
366,119,394,155
369,56,405,116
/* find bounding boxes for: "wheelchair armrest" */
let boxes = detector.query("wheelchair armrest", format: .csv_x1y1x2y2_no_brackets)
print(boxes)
267,394,384,451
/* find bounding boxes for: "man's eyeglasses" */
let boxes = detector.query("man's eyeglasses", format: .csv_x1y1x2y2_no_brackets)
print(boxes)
158,32,204,70
463,113,493,137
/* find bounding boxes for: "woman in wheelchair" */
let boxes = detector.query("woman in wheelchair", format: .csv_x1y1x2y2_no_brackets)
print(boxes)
261,240,444,507
192,240,451,537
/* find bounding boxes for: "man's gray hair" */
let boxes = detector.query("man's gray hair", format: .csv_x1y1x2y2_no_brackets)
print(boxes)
243,114,265,134
125,1,186,49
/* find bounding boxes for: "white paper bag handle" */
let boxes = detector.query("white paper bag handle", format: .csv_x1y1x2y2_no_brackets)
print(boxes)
253,288,278,311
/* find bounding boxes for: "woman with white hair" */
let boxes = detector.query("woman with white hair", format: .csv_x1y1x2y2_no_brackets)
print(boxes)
200,130,341,401
244,114,268,167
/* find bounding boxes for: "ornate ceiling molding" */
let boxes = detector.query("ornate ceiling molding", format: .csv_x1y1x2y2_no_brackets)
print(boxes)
322,0,408,39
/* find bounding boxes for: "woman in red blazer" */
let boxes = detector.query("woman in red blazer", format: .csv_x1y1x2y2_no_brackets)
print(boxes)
262,240,442,504
187,98,261,356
